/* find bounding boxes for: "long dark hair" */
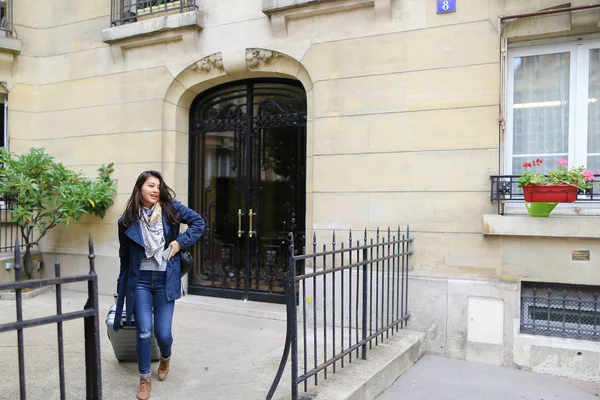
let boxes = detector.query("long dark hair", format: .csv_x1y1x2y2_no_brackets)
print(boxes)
121,170,180,227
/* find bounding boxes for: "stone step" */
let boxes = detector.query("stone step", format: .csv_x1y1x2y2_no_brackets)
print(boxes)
272,328,425,400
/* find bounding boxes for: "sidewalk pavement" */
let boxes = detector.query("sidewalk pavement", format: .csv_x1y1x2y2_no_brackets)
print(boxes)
0,289,291,400
3,290,599,400
376,354,600,400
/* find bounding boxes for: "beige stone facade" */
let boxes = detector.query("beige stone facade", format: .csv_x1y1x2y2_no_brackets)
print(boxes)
2,0,600,384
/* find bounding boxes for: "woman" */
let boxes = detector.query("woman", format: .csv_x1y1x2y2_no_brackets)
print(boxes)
113,171,205,400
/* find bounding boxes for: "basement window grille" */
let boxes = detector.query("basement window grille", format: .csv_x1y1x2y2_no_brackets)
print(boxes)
520,281,600,341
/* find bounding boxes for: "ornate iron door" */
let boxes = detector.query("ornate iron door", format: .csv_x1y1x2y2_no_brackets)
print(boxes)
188,79,307,303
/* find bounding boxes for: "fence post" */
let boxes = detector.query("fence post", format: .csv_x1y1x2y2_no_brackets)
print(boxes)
14,239,26,400
361,243,368,360
83,236,102,400
289,234,299,400
265,233,297,400
404,227,410,325
55,261,66,400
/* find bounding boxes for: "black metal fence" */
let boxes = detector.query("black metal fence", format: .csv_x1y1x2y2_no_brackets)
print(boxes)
268,227,412,400
490,175,600,214
0,237,103,400
0,0,13,36
521,281,600,342
110,0,198,26
0,196,28,253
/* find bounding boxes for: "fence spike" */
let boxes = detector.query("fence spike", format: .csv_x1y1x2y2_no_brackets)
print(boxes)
313,232,317,253
88,235,96,274
332,230,336,246
14,238,21,282
14,237,20,266
349,229,353,248
88,234,94,255
387,226,391,242
289,232,295,252
364,228,367,244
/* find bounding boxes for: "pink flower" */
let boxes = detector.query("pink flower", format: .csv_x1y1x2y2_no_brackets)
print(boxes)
557,158,568,166
583,170,595,182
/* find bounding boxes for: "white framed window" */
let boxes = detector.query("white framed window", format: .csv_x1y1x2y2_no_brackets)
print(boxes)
506,39,600,175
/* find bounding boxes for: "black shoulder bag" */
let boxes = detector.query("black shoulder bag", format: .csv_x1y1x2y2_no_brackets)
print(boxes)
180,249,193,277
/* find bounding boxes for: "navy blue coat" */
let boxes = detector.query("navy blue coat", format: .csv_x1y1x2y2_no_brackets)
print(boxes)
113,200,205,332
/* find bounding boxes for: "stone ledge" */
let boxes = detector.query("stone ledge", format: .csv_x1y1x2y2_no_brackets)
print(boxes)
0,36,22,54
262,0,391,36
264,0,345,13
482,214,600,238
102,11,203,44
101,11,203,63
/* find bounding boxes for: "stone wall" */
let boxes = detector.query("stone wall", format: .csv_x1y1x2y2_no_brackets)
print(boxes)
5,0,600,382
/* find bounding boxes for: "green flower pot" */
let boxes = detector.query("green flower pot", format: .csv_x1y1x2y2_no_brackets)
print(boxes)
525,202,558,217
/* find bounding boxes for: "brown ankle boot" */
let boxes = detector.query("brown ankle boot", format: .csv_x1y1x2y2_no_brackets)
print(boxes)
158,357,171,381
137,378,151,400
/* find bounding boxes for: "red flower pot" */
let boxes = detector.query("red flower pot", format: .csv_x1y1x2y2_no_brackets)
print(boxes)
523,184,578,203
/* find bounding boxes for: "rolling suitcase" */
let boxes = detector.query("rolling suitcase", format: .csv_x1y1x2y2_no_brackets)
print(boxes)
106,294,160,362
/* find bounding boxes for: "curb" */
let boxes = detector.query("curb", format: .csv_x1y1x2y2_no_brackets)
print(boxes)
0,285,52,301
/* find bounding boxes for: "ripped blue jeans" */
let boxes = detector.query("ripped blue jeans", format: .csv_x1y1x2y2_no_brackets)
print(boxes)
134,270,174,375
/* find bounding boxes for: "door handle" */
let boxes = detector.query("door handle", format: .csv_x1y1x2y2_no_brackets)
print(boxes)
248,209,255,238
238,209,243,237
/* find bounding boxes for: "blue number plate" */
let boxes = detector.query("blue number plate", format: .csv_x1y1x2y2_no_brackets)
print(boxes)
437,0,456,14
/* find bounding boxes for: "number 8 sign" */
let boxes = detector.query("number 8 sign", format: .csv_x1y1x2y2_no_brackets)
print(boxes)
437,0,456,14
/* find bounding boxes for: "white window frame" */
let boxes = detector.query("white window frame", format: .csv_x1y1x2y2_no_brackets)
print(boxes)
0,93,6,149
505,38,600,174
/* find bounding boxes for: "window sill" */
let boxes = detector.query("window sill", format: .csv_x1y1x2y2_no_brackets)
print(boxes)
101,11,203,62
102,10,203,43
482,214,600,239
0,36,22,55
262,0,391,36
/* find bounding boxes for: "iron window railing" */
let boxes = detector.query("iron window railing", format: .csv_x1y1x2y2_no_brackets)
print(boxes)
490,175,600,214
267,227,412,400
110,0,197,26
0,0,13,37
521,281,600,342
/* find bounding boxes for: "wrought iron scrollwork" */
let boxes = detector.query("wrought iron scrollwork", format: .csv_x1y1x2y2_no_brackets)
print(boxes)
253,113,307,129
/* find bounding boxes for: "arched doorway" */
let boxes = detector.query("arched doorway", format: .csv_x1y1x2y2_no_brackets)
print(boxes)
188,78,307,303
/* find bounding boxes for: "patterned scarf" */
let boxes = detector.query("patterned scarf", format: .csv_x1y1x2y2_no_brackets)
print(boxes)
139,203,165,265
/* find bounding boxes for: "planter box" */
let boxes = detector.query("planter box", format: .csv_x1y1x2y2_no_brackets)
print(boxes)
523,184,578,203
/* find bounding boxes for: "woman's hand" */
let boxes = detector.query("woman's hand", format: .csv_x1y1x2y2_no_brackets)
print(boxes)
168,240,181,260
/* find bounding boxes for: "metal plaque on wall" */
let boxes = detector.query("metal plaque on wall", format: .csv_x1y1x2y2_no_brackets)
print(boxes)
571,250,591,262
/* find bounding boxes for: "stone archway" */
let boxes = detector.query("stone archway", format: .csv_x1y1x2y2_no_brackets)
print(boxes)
160,48,313,193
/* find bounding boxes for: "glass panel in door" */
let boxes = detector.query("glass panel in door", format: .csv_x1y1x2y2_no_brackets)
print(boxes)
247,124,306,295
195,128,247,291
